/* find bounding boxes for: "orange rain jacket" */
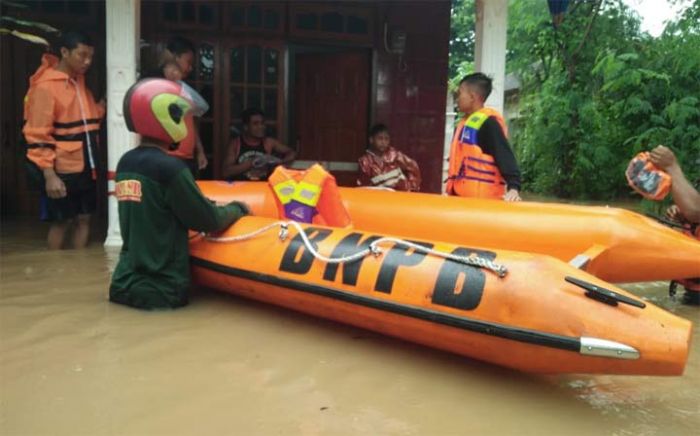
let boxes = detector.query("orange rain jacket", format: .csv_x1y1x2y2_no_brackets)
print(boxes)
23,53,104,175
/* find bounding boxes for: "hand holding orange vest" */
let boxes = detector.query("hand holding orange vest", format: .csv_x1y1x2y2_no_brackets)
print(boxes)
625,152,672,201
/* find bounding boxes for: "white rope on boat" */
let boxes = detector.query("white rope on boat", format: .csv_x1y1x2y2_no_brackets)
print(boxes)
203,220,508,277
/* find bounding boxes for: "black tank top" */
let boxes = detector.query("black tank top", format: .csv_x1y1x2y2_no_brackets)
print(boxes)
234,137,270,181
236,137,267,164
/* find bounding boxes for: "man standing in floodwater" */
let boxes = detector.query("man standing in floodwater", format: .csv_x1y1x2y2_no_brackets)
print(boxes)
109,78,249,310
23,31,105,249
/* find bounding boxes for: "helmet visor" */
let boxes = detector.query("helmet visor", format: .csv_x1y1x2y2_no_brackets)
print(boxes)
179,81,209,117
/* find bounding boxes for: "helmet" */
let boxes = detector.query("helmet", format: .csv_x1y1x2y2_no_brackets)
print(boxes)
123,78,193,143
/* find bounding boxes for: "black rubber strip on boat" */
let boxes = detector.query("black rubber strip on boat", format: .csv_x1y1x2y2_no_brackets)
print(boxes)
191,257,581,353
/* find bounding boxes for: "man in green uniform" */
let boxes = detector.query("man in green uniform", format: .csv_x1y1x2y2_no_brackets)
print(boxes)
110,78,249,310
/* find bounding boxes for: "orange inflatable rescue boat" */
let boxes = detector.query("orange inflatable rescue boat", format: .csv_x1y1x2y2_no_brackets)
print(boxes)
197,181,700,284
190,181,692,375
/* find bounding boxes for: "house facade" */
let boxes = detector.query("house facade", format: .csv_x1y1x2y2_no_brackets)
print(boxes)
1,0,509,245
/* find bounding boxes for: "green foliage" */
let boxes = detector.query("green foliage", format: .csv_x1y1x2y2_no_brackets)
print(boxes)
449,0,476,82
492,0,700,200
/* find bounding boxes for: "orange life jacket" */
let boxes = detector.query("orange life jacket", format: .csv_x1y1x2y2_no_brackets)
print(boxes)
446,108,508,199
625,152,672,200
23,53,103,175
268,164,352,228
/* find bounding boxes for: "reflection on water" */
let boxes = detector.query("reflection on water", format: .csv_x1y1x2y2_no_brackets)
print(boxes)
1,219,697,435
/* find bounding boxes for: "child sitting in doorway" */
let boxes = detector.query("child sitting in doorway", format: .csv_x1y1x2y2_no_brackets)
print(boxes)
357,123,421,191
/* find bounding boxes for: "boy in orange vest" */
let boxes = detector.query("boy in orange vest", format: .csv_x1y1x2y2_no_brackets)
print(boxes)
446,73,521,201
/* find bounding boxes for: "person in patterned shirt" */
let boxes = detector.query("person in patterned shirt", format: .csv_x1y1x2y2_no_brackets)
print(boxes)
357,124,421,191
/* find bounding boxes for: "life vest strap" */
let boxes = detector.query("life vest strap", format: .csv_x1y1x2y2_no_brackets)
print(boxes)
452,175,505,185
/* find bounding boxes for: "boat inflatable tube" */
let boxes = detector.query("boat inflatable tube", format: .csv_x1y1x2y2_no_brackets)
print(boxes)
190,185,692,375
197,181,700,284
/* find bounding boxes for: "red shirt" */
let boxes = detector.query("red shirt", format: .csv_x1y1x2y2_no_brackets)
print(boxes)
357,147,421,191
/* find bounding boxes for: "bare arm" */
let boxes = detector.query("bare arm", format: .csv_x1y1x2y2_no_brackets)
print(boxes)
195,134,208,170
650,145,700,222
43,167,67,199
270,140,296,164
221,139,253,180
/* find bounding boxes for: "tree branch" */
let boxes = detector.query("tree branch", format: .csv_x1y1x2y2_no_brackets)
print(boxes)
571,0,604,61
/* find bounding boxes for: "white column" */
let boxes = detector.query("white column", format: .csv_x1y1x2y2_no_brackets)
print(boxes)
442,90,456,194
474,0,508,113
104,0,140,247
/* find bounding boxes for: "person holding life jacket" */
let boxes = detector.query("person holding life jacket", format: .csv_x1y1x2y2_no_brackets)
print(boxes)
110,79,249,310
650,145,700,225
23,31,105,250
446,73,521,201
268,163,352,228
357,123,421,191
221,108,296,181
146,36,208,177
625,151,673,200
649,145,700,304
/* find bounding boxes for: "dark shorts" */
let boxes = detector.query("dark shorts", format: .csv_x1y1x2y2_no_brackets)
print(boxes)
40,172,96,222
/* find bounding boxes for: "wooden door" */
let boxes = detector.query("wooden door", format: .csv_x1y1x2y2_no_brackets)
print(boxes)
295,51,370,186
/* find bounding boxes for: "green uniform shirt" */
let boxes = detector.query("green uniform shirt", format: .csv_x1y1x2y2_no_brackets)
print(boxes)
109,145,247,309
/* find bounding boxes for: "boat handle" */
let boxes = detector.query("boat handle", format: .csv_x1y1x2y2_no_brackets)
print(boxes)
565,276,646,309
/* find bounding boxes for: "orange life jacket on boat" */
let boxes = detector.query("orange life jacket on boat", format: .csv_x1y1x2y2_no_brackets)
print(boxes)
446,108,508,199
268,163,352,228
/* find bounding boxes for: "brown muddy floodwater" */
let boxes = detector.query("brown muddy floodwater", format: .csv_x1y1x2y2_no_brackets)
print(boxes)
1,218,698,436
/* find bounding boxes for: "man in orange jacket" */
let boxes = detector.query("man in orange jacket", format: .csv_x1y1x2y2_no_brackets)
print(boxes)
23,31,105,249
446,73,521,201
